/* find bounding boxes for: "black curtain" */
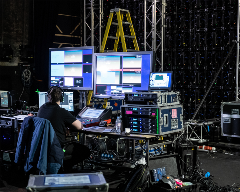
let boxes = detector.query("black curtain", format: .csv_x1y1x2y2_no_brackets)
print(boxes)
31,0,60,105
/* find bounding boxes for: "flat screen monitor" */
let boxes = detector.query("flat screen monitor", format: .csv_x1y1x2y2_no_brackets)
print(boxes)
80,108,105,119
49,46,95,90
0,90,10,108
148,71,173,91
38,91,74,112
93,51,154,99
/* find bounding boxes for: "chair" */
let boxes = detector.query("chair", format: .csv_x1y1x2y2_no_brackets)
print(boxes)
14,116,64,175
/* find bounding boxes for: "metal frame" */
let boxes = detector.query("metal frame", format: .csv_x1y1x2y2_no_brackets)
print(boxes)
84,0,103,51
144,0,165,71
236,0,240,101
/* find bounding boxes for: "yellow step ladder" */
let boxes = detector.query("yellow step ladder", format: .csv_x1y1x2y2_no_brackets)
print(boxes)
86,90,93,106
100,8,139,53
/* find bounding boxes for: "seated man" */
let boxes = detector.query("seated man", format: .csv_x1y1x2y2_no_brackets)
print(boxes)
37,86,90,171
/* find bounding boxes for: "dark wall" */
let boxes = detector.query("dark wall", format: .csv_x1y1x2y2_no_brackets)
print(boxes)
0,0,83,108
2,0,237,121
0,0,33,108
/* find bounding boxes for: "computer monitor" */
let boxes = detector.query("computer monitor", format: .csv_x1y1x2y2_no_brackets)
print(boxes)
93,51,154,99
0,90,11,108
148,71,173,91
80,108,105,119
49,46,95,90
38,91,74,112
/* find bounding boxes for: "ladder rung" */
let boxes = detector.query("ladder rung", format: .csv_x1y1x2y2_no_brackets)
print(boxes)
112,22,131,25
122,21,131,25
124,35,135,38
111,22,119,25
127,49,139,52
108,36,118,40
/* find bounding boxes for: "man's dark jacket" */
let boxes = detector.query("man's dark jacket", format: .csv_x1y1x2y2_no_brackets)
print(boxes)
14,116,64,174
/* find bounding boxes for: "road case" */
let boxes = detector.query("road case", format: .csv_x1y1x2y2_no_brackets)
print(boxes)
26,172,109,192
221,101,240,138
121,104,183,135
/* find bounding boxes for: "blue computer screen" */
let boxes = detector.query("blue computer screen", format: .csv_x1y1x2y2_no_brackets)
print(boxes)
94,51,154,99
49,46,94,90
148,71,173,91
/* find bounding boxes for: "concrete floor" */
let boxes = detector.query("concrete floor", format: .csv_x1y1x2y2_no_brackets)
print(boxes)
1,150,240,192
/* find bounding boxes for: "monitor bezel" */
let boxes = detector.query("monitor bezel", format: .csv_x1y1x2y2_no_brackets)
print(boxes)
49,46,95,91
93,51,154,99
148,71,173,91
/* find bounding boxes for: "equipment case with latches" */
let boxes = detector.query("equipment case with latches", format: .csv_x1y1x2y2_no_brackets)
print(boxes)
121,104,183,135
124,91,180,106
26,172,109,192
221,101,240,138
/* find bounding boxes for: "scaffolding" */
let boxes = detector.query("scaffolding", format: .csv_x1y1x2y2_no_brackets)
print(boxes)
144,0,165,71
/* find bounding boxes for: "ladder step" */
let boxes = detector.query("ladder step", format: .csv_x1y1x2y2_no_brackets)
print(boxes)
124,35,135,38
112,22,131,25
122,21,131,25
108,36,118,40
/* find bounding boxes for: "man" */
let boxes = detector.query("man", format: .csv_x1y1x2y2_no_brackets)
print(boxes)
37,86,90,171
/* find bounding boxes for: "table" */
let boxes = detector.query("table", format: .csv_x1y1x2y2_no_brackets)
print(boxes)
79,126,157,166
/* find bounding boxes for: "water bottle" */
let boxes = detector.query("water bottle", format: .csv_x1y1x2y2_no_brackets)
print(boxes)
115,116,122,133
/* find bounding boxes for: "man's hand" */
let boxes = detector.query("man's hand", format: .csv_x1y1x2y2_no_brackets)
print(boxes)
72,119,83,131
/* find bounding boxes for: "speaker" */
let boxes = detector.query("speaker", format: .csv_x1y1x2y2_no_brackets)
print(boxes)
177,144,197,178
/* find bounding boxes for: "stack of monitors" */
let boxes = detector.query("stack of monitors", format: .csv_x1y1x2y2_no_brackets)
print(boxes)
49,46,95,90
93,51,154,99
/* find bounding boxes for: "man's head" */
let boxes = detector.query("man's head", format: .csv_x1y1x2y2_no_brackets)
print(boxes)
47,86,64,103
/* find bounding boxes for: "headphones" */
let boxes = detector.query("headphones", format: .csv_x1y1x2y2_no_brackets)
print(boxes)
47,86,64,102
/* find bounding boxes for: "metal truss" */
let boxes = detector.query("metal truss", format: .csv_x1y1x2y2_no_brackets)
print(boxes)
144,0,166,71
84,0,103,52
236,0,240,101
